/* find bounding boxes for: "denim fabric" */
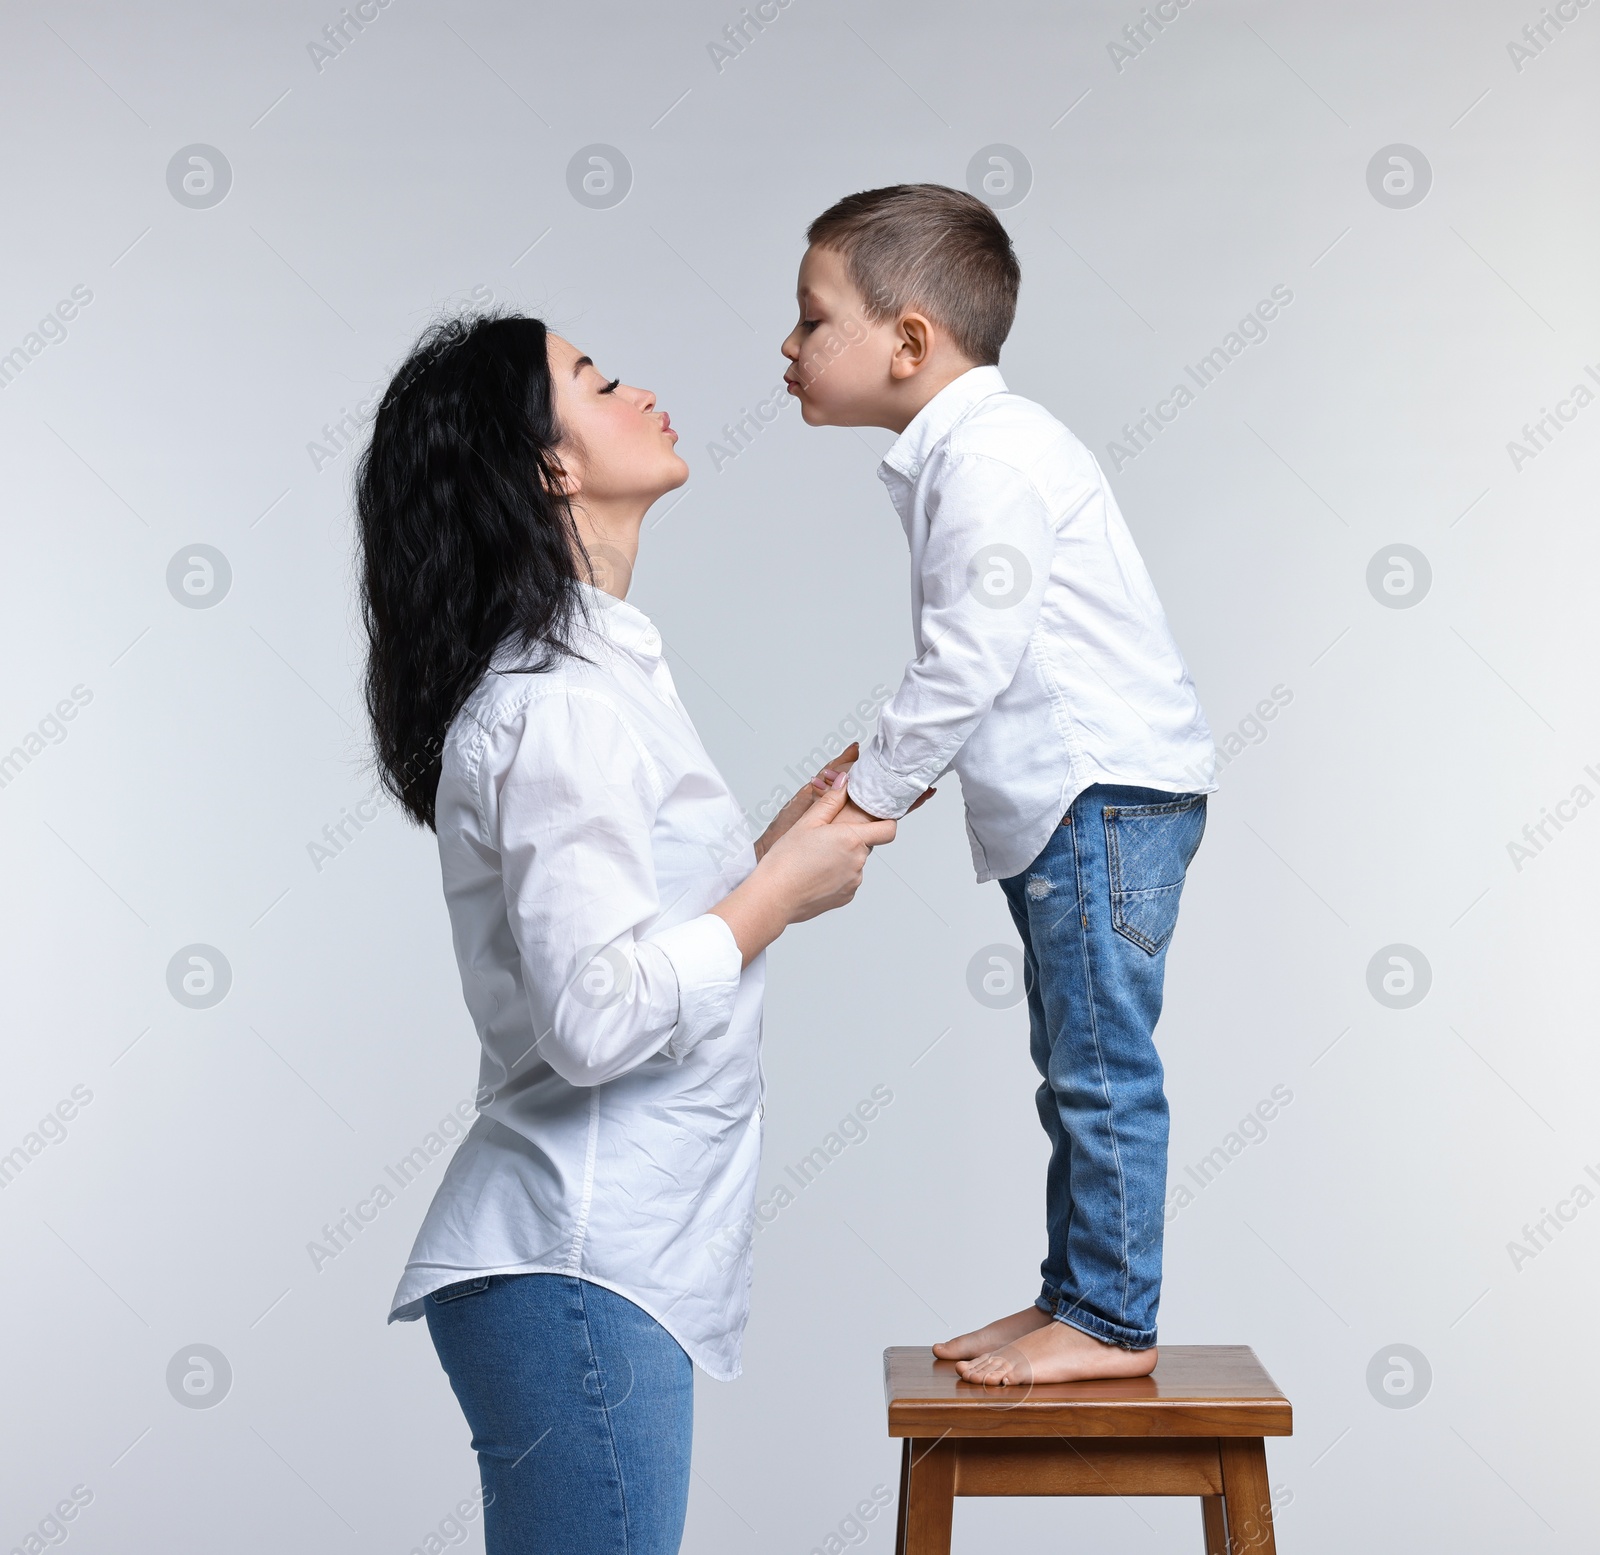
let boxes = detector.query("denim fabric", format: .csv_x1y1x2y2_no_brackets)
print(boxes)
425,1273,693,1555
999,783,1206,1349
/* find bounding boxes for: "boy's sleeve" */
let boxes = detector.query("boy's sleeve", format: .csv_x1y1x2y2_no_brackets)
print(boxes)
847,452,1054,821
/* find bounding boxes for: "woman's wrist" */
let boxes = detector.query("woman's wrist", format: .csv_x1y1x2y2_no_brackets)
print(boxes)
709,867,789,967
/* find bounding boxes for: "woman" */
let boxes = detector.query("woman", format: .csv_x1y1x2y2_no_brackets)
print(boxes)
356,313,893,1555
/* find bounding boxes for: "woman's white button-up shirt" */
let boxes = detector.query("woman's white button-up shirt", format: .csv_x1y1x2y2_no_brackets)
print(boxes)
388,585,764,1380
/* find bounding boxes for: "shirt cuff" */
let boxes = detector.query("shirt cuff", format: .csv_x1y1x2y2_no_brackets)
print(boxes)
845,748,926,822
651,912,743,1061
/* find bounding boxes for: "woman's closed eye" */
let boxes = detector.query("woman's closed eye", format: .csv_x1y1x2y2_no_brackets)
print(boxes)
598,376,621,394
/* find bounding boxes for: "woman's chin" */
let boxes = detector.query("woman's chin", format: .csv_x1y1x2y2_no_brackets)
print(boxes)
632,454,690,521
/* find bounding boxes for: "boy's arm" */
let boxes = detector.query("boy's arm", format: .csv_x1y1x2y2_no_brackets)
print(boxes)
846,452,1054,822
808,744,935,825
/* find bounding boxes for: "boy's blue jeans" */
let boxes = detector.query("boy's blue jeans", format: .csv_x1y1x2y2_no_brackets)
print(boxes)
999,783,1207,1350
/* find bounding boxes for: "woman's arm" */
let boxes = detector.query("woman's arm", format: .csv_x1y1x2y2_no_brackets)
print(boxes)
493,691,750,1086
492,696,895,1083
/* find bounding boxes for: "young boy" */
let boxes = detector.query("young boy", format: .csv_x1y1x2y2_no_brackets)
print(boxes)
782,185,1215,1385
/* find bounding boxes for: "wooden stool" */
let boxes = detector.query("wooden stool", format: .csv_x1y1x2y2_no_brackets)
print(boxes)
885,1345,1291,1554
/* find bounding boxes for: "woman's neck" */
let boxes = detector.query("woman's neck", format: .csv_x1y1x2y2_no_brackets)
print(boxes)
572,500,644,599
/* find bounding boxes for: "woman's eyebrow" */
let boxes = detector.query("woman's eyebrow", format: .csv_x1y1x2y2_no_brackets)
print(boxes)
571,355,594,377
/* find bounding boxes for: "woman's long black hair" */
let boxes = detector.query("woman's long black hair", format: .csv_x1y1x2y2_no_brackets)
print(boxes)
356,313,583,830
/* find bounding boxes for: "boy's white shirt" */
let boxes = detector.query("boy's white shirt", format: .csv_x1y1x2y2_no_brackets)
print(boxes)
847,365,1217,884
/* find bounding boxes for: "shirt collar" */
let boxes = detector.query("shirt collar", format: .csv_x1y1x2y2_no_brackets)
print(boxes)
879,364,1008,484
574,580,662,663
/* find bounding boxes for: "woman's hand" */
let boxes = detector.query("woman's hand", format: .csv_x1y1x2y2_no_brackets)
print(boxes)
752,741,936,860
752,742,861,860
759,776,896,923
713,777,896,963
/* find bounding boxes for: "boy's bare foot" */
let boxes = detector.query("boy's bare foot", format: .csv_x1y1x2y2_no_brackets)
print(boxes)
954,1319,1158,1386
932,1305,1053,1362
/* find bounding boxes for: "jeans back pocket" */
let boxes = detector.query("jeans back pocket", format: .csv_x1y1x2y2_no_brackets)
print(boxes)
1104,794,1207,955
429,1276,491,1305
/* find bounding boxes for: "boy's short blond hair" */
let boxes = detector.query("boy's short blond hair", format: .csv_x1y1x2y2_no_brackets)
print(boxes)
806,183,1021,366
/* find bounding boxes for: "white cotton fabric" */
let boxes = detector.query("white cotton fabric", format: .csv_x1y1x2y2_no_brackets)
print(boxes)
388,585,765,1381
847,366,1217,884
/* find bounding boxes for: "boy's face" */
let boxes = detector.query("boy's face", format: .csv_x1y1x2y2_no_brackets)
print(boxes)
780,245,895,427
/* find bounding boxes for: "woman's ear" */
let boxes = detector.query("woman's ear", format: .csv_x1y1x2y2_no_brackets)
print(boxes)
547,450,582,499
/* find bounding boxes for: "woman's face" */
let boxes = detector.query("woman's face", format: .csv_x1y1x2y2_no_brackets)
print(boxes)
546,334,687,509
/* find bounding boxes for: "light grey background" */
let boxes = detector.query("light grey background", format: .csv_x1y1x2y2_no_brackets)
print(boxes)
2,1,1596,1549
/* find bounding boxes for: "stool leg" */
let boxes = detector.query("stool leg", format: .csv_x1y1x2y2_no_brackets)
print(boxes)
895,1440,910,1555
1218,1438,1276,1554
897,1437,956,1555
1200,1495,1229,1554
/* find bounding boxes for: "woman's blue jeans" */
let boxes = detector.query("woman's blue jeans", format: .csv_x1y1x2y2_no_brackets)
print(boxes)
424,1273,693,1555
999,783,1207,1350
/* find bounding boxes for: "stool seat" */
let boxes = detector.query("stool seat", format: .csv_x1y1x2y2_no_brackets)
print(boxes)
884,1345,1291,1554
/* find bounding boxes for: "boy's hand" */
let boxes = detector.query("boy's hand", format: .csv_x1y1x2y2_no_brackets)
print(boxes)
835,795,886,827
811,744,936,824
831,787,936,830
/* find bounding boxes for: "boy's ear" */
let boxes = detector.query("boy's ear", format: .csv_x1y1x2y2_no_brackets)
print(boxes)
889,311,935,380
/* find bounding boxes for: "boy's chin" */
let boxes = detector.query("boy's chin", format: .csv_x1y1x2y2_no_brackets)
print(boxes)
798,398,854,429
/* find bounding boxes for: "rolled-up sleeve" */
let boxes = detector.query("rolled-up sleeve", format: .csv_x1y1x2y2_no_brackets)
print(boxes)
848,453,1055,820
650,913,742,1060
487,689,743,1087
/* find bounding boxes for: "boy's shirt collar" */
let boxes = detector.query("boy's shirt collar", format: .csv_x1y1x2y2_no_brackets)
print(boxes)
878,364,1008,484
